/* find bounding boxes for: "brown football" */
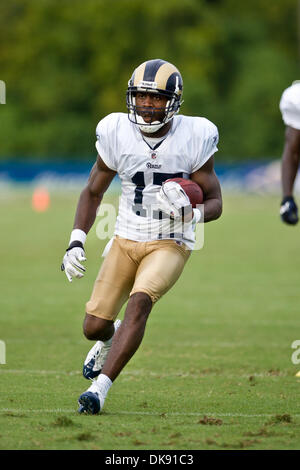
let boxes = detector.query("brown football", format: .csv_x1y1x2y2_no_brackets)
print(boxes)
165,177,204,208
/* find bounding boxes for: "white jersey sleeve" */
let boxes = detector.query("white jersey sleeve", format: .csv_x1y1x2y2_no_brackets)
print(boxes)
95,114,119,171
279,81,300,130
191,118,219,173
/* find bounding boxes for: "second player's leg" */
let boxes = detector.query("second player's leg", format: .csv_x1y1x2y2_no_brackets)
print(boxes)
78,291,152,414
83,314,115,341
81,237,138,381
100,241,190,382
101,291,152,381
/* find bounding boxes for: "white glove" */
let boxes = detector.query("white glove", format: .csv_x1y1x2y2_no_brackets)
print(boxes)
156,181,192,220
61,244,86,282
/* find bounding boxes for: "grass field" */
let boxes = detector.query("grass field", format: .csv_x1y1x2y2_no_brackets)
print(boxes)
0,187,300,450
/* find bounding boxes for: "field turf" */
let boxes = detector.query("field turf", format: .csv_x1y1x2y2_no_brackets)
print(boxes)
0,187,300,450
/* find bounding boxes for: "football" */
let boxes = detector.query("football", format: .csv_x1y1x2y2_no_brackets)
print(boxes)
165,177,203,207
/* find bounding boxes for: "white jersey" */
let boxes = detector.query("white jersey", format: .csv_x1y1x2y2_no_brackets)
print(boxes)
279,81,300,130
95,113,218,249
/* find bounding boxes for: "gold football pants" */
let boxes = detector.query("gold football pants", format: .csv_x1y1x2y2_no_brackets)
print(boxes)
85,236,191,321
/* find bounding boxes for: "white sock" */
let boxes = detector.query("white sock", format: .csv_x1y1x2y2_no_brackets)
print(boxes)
95,373,113,399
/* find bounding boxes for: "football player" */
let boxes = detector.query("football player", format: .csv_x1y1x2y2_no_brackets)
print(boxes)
61,59,223,414
279,81,300,225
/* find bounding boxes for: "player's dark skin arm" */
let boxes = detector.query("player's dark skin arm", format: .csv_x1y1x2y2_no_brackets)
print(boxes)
281,126,300,197
190,156,222,222
73,156,116,233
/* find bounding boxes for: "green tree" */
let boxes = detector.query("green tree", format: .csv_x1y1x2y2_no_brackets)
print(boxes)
0,0,298,161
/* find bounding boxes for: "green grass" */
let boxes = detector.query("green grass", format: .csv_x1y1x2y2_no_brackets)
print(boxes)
0,188,300,450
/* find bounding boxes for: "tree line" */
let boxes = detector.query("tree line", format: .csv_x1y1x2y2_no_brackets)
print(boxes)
0,0,298,162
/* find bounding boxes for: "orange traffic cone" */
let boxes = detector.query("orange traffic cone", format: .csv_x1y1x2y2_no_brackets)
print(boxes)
32,187,50,212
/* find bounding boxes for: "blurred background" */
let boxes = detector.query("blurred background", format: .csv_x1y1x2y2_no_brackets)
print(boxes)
0,0,299,190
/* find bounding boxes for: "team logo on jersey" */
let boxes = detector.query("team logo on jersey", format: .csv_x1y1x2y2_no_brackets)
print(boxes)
146,162,162,169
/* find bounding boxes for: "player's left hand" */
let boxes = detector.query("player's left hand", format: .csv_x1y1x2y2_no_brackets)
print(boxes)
280,196,299,225
61,242,87,282
156,181,193,221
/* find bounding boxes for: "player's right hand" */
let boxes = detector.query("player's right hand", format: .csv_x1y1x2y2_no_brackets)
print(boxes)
280,196,299,225
156,181,192,220
61,241,87,282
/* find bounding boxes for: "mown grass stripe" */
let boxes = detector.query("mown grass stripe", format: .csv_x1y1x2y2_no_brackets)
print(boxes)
2,408,299,418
